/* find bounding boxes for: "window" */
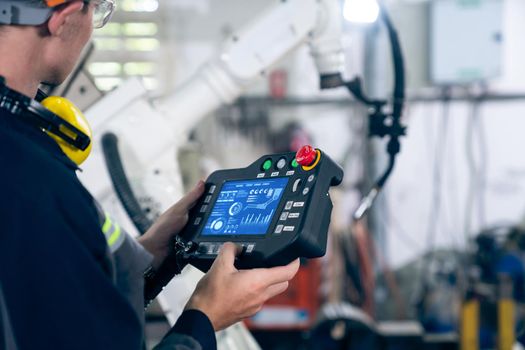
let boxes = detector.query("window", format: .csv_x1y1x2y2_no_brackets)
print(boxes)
89,0,161,92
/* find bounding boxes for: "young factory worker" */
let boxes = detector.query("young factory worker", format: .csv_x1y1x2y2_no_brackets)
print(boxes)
0,1,299,349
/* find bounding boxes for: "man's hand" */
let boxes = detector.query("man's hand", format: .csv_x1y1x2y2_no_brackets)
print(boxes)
185,243,301,331
138,181,205,269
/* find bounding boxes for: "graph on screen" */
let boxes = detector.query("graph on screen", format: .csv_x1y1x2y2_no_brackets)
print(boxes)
202,178,289,236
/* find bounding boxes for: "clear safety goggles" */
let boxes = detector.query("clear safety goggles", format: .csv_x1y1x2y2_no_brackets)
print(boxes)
83,0,115,29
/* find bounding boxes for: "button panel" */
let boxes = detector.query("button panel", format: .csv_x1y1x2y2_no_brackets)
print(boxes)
197,242,258,256
197,243,222,255
273,170,309,236
269,168,313,236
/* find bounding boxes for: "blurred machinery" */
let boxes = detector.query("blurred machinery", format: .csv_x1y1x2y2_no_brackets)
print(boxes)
245,259,323,331
415,224,525,350
457,226,525,350
302,223,525,350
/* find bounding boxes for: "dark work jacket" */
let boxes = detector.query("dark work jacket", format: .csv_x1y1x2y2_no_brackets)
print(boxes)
0,107,216,350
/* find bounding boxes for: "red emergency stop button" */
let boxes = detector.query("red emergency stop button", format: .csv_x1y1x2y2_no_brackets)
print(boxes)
296,145,317,166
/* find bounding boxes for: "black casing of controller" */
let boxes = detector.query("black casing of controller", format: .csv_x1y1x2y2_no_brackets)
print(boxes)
179,149,344,272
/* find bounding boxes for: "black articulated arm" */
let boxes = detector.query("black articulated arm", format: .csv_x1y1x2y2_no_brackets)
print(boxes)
101,132,154,234
343,3,407,221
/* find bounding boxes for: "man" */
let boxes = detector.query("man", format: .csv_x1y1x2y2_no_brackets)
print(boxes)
0,1,300,349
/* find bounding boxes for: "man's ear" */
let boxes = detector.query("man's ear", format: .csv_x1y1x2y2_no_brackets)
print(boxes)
47,1,85,36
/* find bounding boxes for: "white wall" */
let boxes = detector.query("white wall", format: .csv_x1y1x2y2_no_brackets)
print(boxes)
384,0,525,267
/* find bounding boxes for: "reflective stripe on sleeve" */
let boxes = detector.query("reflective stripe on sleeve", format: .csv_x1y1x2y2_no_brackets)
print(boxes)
107,223,122,247
101,212,125,253
102,215,112,234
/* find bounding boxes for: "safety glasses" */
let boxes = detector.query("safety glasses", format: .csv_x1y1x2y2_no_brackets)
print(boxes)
83,0,116,29
47,0,115,28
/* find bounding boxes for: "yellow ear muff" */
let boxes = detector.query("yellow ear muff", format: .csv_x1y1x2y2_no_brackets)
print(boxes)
41,96,93,166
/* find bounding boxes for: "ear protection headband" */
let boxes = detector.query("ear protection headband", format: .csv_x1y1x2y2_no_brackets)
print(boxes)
0,77,92,165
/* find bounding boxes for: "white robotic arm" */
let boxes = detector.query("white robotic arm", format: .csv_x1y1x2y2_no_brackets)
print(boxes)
157,0,345,134
83,0,347,226
80,1,346,348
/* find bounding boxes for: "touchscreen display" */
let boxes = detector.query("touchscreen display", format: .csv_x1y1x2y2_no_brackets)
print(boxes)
202,177,289,236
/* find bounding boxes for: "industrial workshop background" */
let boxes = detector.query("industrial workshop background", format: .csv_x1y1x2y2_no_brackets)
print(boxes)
53,0,525,349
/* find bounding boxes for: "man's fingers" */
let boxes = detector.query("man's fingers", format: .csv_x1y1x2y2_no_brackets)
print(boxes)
251,258,300,286
211,242,242,271
178,181,205,210
263,281,290,300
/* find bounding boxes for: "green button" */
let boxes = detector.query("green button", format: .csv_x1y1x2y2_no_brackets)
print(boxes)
291,159,299,168
262,159,272,171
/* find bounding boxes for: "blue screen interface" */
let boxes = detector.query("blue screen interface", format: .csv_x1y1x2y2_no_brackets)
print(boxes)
202,178,289,236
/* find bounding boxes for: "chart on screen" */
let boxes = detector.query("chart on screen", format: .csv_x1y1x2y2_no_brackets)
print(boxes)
202,178,289,236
